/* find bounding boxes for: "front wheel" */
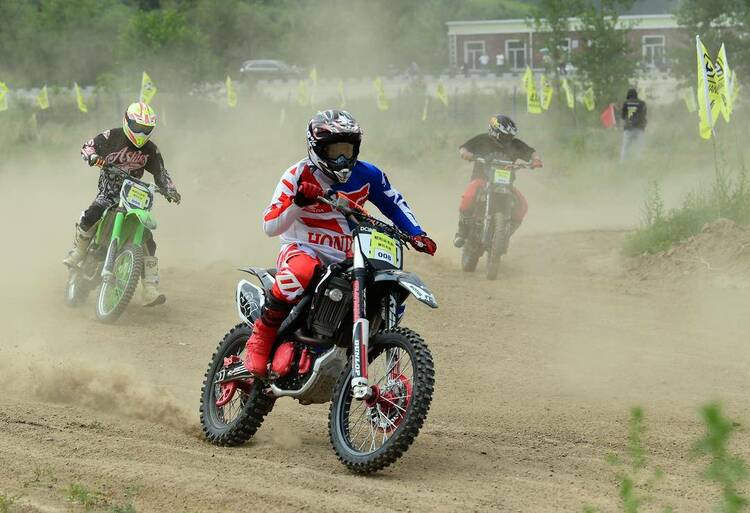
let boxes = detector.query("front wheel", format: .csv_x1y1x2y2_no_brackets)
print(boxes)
329,327,435,473
95,243,143,323
461,244,481,272
486,217,510,281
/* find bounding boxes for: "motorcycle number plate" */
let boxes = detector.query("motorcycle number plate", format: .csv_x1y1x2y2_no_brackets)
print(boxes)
126,185,150,209
368,231,400,267
494,168,512,185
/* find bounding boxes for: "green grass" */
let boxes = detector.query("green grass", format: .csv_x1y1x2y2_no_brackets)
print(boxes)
623,168,750,256
111,504,137,513
0,494,20,513
67,483,101,510
694,403,748,513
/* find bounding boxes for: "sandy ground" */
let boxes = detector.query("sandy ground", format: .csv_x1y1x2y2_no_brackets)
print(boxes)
1,145,749,512
2,223,749,512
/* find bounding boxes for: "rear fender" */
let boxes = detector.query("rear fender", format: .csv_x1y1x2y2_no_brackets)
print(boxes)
373,270,438,308
239,267,276,291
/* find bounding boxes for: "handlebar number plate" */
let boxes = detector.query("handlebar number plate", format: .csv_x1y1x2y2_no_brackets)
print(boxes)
359,229,402,269
123,181,152,210
493,168,512,185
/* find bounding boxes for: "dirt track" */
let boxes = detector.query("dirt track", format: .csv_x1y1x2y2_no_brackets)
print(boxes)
2,223,749,512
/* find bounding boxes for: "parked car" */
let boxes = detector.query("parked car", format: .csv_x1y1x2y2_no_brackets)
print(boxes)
239,60,301,80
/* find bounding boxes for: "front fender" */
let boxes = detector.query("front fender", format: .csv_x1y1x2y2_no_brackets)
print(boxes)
373,270,438,308
126,209,157,231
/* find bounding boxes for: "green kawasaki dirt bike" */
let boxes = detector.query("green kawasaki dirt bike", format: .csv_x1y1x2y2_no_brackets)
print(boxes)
65,164,171,323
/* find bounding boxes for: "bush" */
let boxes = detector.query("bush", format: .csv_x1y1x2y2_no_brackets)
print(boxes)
623,168,750,256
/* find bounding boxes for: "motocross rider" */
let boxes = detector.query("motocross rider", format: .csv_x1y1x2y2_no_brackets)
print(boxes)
63,101,181,306
244,109,437,377
453,114,543,248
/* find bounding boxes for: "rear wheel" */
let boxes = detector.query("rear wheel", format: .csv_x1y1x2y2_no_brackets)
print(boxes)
200,324,275,446
95,243,143,323
329,327,434,473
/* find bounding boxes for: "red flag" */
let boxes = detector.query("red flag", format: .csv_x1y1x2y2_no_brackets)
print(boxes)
600,103,617,128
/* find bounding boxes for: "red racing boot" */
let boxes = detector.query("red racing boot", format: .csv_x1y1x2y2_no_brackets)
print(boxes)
243,301,290,377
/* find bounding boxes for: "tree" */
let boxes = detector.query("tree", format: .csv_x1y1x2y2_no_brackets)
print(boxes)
572,0,636,106
676,0,749,80
534,0,583,80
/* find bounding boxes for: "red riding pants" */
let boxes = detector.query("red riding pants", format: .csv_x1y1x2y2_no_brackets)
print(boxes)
270,244,322,304
459,178,528,222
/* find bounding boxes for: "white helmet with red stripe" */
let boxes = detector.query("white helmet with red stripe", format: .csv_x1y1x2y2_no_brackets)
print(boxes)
306,109,362,183
123,101,156,148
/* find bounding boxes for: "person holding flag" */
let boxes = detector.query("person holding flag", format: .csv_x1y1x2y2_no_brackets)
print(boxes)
620,88,647,162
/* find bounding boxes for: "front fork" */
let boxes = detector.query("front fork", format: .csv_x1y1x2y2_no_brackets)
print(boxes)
100,209,145,282
350,236,370,399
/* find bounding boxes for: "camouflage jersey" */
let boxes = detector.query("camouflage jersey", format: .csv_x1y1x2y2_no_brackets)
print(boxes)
81,128,177,199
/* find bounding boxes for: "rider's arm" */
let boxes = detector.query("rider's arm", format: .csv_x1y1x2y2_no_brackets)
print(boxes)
263,166,304,237
459,147,474,161
80,130,110,164
146,149,177,192
365,164,424,237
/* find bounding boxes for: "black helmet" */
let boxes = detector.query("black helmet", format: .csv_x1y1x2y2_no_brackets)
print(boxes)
627,88,638,100
488,114,518,142
306,109,362,183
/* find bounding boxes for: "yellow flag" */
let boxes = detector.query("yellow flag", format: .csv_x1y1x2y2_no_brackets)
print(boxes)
297,80,310,106
683,87,697,113
436,81,448,106
337,79,346,108
715,43,731,122
582,87,595,111
74,82,88,113
309,67,318,88
0,82,8,112
226,76,237,107
696,35,716,139
140,71,157,104
522,67,541,114
37,85,49,110
421,96,429,121
561,78,574,109
373,77,389,111
540,74,553,110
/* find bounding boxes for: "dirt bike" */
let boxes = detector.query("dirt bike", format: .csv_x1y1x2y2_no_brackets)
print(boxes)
199,193,437,473
64,164,171,323
460,156,532,280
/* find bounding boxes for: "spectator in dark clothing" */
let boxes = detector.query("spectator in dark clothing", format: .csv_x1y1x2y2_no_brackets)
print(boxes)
620,88,647,162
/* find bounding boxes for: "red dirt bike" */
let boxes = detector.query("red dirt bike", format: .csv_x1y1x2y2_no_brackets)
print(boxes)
199,193,437,473
461,156,533,280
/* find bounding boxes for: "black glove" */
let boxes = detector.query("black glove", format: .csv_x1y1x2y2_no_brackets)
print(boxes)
165,189,181,204
88,154,105,167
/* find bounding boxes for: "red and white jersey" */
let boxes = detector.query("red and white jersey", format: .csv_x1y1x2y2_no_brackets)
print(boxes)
263,158,423,264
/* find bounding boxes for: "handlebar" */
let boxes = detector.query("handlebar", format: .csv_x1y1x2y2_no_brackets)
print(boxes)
317,192,416,247
101,164,169,198
473,157,533,170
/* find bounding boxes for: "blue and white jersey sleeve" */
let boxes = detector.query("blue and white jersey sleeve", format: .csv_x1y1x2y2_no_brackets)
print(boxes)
364,163,424,237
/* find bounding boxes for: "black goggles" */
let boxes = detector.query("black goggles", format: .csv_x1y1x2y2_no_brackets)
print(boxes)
127,117,154,135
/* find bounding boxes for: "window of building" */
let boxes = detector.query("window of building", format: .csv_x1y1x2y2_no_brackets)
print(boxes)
505,40,526,70
642,35,666,67
464,41,486,70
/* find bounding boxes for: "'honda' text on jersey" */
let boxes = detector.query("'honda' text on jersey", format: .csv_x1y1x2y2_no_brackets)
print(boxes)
263,159,424,264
